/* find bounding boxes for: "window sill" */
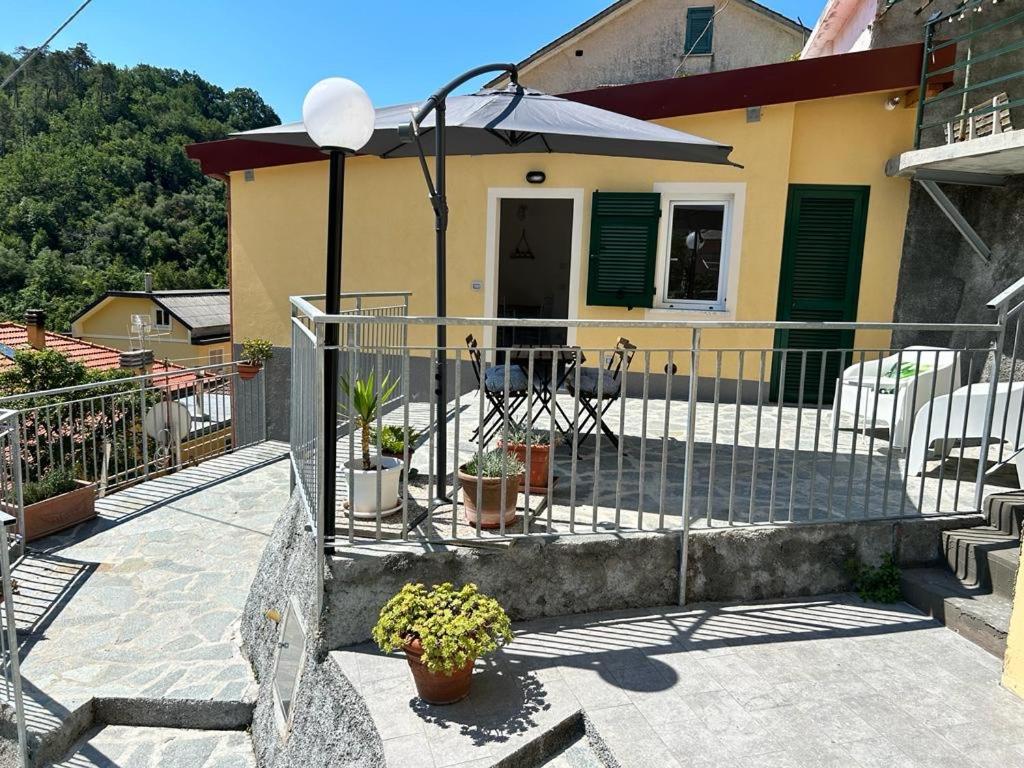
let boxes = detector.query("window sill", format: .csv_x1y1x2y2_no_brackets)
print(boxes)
645,306,731,320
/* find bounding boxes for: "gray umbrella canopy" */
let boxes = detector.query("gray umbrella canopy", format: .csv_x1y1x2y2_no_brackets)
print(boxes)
233,85,735,166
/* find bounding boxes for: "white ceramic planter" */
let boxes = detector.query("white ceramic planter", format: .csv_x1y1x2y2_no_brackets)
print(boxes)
345,455,404,518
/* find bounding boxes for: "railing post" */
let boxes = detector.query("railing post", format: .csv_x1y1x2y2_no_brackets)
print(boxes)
975,305,1007,511
139,378,150,480
914,18,935,150
314,322,326,618
0,512,28,767
679,327,701,606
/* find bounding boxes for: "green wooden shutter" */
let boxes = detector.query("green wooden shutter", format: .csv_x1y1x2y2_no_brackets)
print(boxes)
587,191,661,309
686,7,714,55
771,185,870,404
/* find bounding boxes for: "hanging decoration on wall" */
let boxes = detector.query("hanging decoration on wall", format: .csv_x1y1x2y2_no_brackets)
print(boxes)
509,203,536,260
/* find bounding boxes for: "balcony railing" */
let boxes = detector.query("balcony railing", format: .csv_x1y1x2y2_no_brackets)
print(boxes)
914,0,1024,148
289,275,1024,591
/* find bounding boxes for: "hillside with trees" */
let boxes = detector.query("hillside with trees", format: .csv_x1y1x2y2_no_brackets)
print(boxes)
0,44,279,331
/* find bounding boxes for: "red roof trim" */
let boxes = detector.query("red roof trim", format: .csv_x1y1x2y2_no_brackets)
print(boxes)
186,139,325,176
185,43,946,176
565,43,940,120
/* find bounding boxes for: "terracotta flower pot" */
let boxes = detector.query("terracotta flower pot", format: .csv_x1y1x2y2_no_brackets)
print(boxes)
457,465,522,529
403,638,474,705
500,441,551,491
237,362,262,381
23,480,97,541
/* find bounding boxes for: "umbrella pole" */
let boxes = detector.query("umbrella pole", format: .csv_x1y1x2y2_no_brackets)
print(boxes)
434,101,449,503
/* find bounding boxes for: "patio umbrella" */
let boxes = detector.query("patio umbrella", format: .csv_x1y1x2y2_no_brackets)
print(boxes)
233,68,736,508
235,85,735,166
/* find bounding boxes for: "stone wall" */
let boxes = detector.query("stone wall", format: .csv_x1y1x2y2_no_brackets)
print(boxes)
241,492,384,768
324,514,983,648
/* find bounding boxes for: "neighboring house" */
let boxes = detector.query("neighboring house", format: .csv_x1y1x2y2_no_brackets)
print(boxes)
70,289,231,367
486,0,808,91
802,0,1024,350
187,44,930,439
0,316,182,377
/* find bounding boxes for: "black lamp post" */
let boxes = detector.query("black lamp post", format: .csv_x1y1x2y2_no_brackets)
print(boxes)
303,77,376,549
400,63,519,502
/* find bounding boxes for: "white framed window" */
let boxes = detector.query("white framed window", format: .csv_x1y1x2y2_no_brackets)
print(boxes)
651,183,745,314
154,308,172,329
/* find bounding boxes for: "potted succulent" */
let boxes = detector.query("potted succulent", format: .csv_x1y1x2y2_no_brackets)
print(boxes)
21,467,97,541
499,425,556,492
372,582,513,705
341,371,403,518
457,449,524,529
238,337,273,381
368,424,422,460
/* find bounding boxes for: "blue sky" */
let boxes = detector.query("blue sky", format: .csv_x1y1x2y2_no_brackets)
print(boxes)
2,0,825,123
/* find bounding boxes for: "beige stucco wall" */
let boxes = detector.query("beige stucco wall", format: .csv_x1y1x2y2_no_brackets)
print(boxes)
497,0,806,93
71,296,231,366
228,90,915,380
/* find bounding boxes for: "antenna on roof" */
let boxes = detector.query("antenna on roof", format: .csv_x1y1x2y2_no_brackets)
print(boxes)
129,314,152,350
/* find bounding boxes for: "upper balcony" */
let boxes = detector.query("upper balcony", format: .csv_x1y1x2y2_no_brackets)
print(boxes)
888,0,1024,185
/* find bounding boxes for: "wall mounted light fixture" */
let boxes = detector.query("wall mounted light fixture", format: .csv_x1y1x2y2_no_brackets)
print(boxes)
526,170,546,184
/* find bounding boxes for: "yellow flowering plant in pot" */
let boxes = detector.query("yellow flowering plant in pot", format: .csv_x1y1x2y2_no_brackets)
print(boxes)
372,582,513,704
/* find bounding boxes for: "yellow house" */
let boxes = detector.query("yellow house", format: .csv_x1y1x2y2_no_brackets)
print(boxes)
71,289,231,367
187,44,929,431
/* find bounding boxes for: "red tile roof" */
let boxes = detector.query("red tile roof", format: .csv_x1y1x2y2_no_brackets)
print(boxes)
0,322,192,384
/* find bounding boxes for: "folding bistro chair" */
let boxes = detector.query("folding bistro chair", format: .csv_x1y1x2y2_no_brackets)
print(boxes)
566,337,636,448
466,334,530,444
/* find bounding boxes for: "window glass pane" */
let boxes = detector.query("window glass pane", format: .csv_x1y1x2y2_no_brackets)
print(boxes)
665,203,725,304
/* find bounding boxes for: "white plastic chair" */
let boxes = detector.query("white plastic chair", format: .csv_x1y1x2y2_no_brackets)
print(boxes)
832,346,960,450
907,380,1024,482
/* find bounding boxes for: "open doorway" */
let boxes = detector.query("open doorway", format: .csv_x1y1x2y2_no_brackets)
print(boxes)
496,197,574,349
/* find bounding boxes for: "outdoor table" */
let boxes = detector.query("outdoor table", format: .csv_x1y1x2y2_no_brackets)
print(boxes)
509,345,584,438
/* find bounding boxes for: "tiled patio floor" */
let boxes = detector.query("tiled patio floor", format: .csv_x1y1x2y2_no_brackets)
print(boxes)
12,443,288,754
331,392,1019,542
336,594,1024,768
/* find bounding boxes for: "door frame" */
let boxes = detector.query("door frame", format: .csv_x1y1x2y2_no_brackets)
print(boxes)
484,187,584,350
770,183,871,402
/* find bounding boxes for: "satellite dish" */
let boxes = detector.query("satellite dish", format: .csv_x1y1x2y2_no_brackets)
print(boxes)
144,401,191,444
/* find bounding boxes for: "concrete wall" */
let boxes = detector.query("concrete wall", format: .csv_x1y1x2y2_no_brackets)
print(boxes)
892,177,1024,356
324,514,983,648
501,0,806,92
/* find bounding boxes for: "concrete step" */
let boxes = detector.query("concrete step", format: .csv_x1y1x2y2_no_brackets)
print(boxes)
901,566,1012,657
941,525,1020,595
989,544,1020,600
51,725,255,767
985,491,1024,537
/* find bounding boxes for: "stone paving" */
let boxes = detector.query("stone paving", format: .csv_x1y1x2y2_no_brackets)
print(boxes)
11,442,288,758
52,726,256,768
331,391,1019,542
336,594,1024,768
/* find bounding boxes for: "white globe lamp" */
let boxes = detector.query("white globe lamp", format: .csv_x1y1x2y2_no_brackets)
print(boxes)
302,77,375,152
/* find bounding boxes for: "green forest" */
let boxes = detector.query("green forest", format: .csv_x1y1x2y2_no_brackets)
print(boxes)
0,44,279,332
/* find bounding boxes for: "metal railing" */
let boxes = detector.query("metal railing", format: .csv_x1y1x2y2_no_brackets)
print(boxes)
0,361,266,503
290,276,1024,563
914,0,1024,148
0,414,29,767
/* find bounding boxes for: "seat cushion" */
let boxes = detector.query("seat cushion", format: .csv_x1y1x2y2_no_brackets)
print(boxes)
568,368,621,398
483,364,528,393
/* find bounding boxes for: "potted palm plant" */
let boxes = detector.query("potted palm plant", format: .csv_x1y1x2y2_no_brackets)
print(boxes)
21,467,97,541
499,425,556,492
372,582,512,704
341,371,403,518
238,337,272,381
457,449,524,529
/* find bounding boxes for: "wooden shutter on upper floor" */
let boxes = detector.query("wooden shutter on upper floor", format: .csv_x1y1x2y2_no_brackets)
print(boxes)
587,191,661,309
686,7,715,55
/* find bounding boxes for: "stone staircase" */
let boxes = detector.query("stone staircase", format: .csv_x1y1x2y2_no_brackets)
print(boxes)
901,492,1023,656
